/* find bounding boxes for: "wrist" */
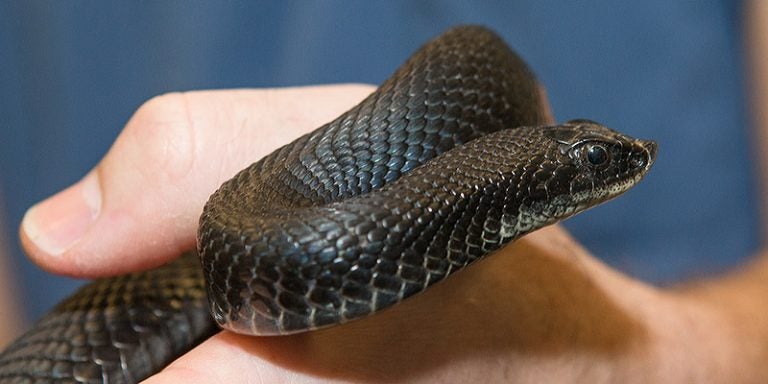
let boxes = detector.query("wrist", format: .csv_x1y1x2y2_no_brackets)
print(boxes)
567,245,766,382
657,254,768,382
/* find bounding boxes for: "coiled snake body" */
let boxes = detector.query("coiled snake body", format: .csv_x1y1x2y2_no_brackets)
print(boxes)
0,26,656,383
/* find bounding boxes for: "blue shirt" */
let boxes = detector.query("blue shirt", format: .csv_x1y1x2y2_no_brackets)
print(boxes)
0,1,758,321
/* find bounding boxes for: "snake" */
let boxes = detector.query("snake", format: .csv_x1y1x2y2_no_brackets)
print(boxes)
0,25,656,383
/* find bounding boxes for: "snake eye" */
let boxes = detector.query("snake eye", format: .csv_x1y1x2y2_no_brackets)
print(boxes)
586,144,609,166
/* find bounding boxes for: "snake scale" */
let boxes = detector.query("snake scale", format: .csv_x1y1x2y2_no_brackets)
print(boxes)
0,26,656,383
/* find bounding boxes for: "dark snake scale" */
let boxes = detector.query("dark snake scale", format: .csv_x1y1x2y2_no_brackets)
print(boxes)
0,26,656,383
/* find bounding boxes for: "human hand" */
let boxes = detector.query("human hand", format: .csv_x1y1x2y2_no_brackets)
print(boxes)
20,85,758,383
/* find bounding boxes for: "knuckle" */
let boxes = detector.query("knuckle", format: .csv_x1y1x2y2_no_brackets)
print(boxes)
117,92,196,184
133,92,188,125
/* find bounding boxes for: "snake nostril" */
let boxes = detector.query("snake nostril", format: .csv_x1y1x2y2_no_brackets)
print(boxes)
630,140,657,170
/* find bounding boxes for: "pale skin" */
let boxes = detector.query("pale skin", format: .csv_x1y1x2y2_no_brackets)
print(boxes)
6,3,768,383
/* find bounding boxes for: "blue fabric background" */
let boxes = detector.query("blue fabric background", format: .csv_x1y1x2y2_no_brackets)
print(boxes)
0,1,759,322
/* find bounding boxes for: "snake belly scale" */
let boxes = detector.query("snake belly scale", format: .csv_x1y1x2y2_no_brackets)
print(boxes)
0,26,656,383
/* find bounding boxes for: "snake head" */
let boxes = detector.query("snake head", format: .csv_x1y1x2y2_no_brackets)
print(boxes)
523,119,656,220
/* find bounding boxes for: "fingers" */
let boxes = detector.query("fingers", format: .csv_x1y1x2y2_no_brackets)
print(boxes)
143,226,656,384
21,85,376,277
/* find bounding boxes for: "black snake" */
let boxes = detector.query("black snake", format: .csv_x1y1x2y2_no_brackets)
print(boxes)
0,25,656,383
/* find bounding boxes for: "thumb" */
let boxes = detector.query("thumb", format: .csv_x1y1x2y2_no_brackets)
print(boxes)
20,85,375,278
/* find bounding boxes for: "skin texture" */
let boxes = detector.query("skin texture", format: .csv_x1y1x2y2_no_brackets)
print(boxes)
9,5,768,380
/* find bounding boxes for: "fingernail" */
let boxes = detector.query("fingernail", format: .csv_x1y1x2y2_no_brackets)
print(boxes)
22,172,102,256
